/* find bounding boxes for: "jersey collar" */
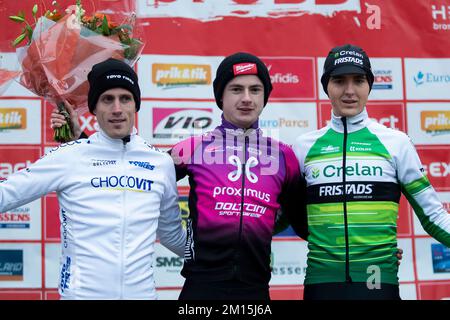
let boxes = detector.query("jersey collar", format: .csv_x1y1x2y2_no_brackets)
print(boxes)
330,107,370,133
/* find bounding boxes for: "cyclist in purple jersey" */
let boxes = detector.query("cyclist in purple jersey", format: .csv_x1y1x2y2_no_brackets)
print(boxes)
171,52,308,300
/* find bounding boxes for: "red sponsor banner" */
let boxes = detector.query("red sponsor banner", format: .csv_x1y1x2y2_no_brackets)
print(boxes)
0,146,41,181
270,285,303,300
418,281,450,300
44,195,60,241
45,290,60,300
365,103,406,132
398,195,413,236
264,58,316,100
416,146,450,191
318,102,406,131
0,290,42,300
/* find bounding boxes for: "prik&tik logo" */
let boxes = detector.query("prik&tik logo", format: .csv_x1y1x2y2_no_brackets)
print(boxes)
421,111,450,135
152,63,211,87
0,108,26,130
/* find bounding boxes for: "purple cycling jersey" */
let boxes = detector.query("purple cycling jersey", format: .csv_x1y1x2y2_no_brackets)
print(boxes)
171,117,305,286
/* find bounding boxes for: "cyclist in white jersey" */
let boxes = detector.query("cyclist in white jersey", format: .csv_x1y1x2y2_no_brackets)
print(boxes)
0,59,186,299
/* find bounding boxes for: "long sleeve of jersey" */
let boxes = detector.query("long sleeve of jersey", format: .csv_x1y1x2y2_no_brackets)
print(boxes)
276,144,308,240
0,145,70,212
157,154,186,257
395,134,450,247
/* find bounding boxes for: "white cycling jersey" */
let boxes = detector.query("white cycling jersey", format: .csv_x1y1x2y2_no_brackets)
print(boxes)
0,128,186,299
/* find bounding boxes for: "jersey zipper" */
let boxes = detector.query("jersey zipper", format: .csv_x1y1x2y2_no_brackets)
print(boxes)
341,117,352,283
233,134,248,277
119,141,128,298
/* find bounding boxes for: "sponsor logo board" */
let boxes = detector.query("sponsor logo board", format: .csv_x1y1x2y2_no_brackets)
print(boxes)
0,250,23,281
259,102,317,145
0,244,41,288
0,100,41,144
0,146,41,180
414,238,450,281
0,199,41,240
405,59,450,100
139,101,221,146
154,243,184,287
416,146,450,191
138,55,219,99
407,103,450,144
270,240,307,286
265,58,316,100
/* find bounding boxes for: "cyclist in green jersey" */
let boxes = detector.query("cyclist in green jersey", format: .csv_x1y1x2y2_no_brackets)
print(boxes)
292,44,450,300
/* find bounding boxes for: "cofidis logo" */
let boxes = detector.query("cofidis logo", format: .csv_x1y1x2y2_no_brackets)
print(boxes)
265,58,316,100
152,63,211,87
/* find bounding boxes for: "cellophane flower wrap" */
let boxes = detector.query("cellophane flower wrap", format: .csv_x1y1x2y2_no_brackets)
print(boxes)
0,51,20,96
11,1,144,142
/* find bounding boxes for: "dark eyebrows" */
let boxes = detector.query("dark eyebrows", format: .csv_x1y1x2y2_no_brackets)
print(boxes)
330,74,367,80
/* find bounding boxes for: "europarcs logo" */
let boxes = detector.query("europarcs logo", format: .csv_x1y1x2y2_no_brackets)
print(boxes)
414,70,450,86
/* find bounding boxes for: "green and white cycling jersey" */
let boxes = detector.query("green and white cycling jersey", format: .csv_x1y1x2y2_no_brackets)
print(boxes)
293,108,450,285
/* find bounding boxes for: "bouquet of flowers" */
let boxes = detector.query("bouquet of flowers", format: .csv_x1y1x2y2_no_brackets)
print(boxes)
10,0,144,142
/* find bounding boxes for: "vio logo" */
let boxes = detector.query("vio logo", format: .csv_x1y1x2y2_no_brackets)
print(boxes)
227,155,258,183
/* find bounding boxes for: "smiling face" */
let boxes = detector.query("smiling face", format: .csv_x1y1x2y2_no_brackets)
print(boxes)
221,75,265,129
327,74,370,117
94,88,136,139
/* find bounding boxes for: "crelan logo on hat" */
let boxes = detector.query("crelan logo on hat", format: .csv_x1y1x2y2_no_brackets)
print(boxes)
233,63,258,76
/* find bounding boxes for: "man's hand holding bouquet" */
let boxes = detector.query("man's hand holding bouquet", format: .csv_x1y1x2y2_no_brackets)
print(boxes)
9,0,144,142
